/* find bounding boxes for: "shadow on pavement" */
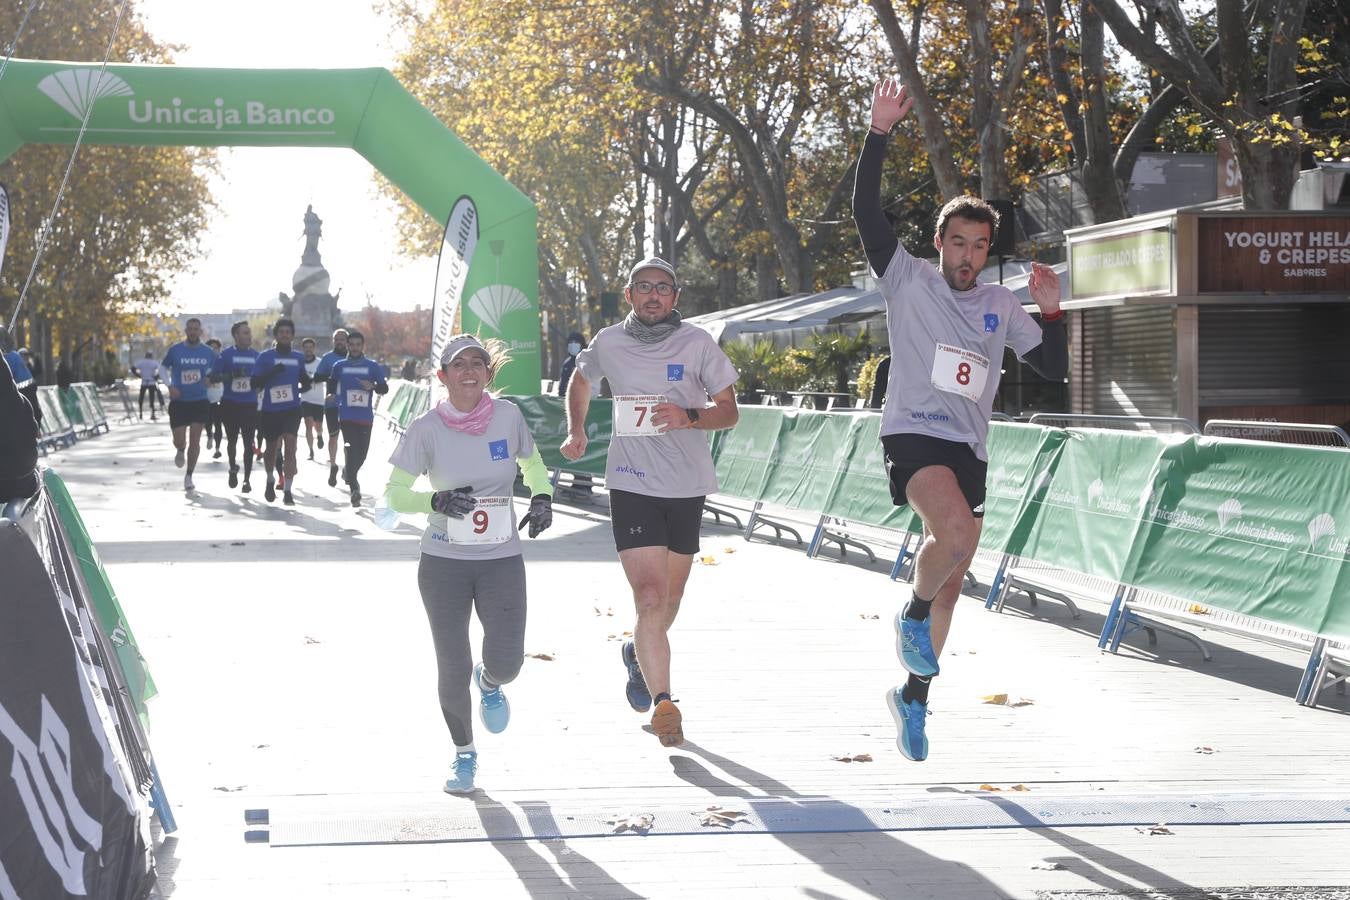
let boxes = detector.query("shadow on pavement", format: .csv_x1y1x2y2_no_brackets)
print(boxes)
473,791,643,900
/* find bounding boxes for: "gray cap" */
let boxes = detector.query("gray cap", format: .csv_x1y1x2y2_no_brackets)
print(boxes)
439,334,490,367
627,256,678,287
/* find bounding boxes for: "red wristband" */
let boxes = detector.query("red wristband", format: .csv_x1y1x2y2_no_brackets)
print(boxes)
1041,309,1064,322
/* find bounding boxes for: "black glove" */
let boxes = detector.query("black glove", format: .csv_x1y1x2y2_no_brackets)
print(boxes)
271,362,287,376
518,494,552,538
430,485,476,519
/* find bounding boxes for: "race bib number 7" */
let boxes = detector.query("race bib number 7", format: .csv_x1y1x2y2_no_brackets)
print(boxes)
613,394,666,437
443,496,513,544
930,343,990,403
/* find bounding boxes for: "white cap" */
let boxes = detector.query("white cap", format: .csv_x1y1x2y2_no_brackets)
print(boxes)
627,256,678,287
439,334,490,367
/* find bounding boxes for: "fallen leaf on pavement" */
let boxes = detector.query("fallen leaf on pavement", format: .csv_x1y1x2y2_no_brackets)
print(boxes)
698,556,718,566
1194,746,1217,754
1188,603,1209,615
1136,823,1174,835
528,652,555,661
213,785,245,792
978,784,1001,792
723,547,736,553
230,541,246,546
1031,861,1067,871
607,813,654,835
859,613,879,620
1010,784,1030,792
831,753,874,763
304,636,320,645
697,806,748,828
982,694,1034,707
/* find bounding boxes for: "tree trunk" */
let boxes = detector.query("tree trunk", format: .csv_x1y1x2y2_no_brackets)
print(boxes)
1078,1,1126,222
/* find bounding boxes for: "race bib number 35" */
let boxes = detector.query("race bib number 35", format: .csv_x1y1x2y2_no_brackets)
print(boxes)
346,389,371,408
269,384,294,405
443,496,513,544
613,394,666,437
930,343,990,403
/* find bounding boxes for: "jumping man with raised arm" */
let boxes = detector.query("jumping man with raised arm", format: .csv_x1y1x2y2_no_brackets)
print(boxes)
854,77,1069,761
560,256,740,747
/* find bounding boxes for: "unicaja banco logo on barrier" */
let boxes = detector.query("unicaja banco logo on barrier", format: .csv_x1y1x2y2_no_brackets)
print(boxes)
467,284,530,336
1307,513,1348,555
38,68,338,132
1216,498,1243,530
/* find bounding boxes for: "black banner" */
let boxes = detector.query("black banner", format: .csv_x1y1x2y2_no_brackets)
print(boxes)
0,509,153,900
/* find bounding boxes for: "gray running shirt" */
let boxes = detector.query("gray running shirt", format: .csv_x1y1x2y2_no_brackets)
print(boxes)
877,244,1042,461
388,398,535,561
575,322,738,498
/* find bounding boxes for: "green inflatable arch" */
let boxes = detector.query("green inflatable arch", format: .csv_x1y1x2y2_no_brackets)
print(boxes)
0,59,541,394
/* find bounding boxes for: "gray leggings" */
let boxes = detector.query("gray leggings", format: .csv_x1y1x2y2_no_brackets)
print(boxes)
417,552,527,746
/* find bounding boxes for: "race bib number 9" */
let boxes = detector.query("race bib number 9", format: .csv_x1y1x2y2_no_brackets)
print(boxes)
269,384,294,405
443,496,512,544
180,369,201,385
231,376,252,394
346,389,371,408
930,343,990,403
613,394,666,437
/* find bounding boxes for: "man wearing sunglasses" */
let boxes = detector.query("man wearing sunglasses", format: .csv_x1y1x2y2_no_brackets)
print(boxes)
561,256,740,748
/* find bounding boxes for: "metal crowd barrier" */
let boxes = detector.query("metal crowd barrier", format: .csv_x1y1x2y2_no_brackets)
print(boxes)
1202,419,1350,449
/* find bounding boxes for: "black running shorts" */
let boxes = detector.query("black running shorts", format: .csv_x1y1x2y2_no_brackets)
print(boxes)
167,399,210,429
609,489,705,555
220,401,257,431
324,404,340,434
258,407,303,440
301,401,325,422
881,432,988,518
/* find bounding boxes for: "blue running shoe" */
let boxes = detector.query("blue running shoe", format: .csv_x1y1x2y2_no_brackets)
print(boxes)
885,686,929,762
473,663,510,733
895,610,940,677
443,751,478,794
621,639,651,713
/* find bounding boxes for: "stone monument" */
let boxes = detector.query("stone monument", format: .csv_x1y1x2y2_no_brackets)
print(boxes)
277,205,342,349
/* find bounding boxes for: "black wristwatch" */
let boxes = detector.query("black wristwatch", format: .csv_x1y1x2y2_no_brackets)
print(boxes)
685,407,701,426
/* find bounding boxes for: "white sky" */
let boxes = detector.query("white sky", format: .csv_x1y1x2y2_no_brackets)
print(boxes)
137,0,437,314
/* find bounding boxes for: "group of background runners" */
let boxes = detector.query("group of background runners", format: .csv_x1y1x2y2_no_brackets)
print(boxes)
138,76,1067,794
153,320,387,506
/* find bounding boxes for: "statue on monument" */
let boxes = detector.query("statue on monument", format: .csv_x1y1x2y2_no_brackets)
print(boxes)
284,204,342,348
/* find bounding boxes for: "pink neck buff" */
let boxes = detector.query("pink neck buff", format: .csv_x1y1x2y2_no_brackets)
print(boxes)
435,393,494,435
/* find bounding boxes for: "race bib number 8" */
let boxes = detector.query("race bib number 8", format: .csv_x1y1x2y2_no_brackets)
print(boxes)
181,369,201,385
930,343,990,403
269,384,294,404
346,389,371,408
231,376,252,393
443,496,513,544
613,394,666,437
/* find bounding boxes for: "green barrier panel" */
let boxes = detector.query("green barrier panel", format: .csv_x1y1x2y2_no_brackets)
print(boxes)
756,410,857,514
1013,428,1176,582
510,394,611,477
402,382,430,427
80,383,109,424
386,382,411,423
0,59,541,393
38,386,73,434
978,422,1069,554
712,406,787,502
819,415,921,532
1121,438,1350,641
42,469,157,729
60,387,85,428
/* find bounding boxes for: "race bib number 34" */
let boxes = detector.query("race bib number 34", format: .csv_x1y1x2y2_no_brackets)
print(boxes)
930,343,990,403
613,394,666,437
346,389,371,408
443,496,513,544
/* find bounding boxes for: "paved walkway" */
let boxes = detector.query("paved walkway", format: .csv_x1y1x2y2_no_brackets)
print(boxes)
49,418,1350,898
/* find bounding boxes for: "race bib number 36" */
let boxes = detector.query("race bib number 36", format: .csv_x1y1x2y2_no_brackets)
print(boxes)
930,343,990,403
443,495,513,544
613,394,666,437
346,389,371,408
269,384,294,405
231,376,252,393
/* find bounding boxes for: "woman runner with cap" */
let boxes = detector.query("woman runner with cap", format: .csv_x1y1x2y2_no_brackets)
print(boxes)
381,334,555,794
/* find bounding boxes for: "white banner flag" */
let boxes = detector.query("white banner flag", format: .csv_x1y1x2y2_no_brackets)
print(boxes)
0,183,10,279
430,195,479,367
